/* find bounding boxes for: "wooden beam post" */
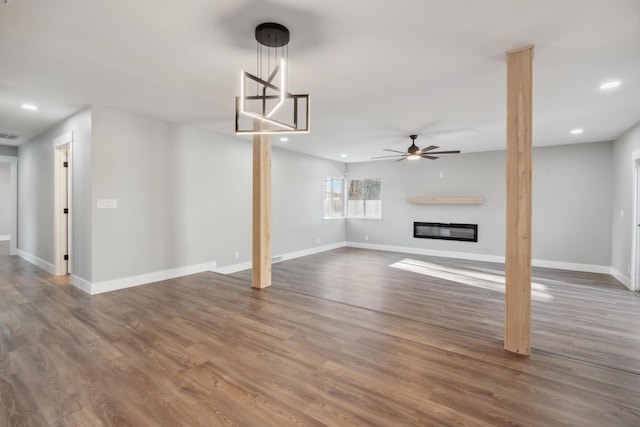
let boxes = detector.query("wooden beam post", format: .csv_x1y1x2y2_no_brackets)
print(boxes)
505,45,534,356
252,128,272,289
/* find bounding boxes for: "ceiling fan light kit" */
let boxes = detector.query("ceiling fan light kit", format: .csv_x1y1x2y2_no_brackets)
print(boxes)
235,23,310,135
372,134,461,162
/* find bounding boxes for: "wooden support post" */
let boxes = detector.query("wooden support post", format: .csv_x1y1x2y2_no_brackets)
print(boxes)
252,128,272,289
505,45,534,356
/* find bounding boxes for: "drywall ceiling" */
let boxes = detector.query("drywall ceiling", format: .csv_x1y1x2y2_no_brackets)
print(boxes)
0,0,639,162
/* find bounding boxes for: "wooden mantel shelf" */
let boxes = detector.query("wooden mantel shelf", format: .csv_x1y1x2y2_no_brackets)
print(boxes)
407,197,484,205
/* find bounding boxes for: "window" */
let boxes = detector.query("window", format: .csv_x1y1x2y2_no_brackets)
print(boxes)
348,178,382,219
323,177,345,218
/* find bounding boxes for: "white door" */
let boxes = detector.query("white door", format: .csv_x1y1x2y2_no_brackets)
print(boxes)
635,159,640,291
53,131,72,276
62,147,69,274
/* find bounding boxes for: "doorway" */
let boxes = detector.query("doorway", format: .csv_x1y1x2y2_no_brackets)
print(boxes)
0,155,17,255
53,131,72,276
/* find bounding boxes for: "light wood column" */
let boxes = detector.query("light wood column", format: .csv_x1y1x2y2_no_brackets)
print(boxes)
505,45,534,355
252,130,272,289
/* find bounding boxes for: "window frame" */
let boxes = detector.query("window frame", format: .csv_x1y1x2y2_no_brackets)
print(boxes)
347,178,383,220
322,176,346,219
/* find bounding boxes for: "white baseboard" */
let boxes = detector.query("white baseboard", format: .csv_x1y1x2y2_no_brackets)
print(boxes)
531,259,611,275
17,249,55,275
64,241,624,295
216,242,347,275
281,241,347,262
216,261,253,275
0,235,9,241
345,242,614,275
71,275,92,294
610,268,632,289
346,242,505,264
74,260,218,295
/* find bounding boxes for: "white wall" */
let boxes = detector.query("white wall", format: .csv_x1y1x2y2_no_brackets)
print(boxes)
14,102,631,291
272,148,345,256
346,141,613,269
90,106,345,285
0,163,10,237
347,150,506,258
611,121,640,287
532,142,612,267
17,108,93,278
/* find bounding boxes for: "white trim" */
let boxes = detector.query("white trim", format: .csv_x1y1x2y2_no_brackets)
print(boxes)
346,242,613,275
347,241,505,263
281,242,346,261
216,242,347,275
216,261,253,275
611,268,632,290
631,149,640,292
9,161,17,256
0,235,9,241
52,131,73,148
532,259,611,274
0,155,18,255
78,261,218,295
53,132,73,276
63,241,625,294
17,249,56,275
71,275,92,294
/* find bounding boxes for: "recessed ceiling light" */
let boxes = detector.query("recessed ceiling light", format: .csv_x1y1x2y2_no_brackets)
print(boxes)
21,104,38,111
570,129,583,135
279,137,289,142
600,81,621,90
340,154,348,158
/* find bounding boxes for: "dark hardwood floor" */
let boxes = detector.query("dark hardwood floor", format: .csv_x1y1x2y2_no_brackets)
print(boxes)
1,241,640,426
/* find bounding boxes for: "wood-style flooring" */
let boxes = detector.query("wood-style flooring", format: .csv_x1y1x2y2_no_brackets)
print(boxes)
1,242,640,426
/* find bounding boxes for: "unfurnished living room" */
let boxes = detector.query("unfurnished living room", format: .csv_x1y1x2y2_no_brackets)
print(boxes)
1,1,640,426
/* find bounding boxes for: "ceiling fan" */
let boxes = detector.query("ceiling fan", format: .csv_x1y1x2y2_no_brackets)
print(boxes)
372,134,461,161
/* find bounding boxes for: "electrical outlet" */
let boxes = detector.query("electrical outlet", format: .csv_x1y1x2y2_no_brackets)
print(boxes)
365,235,369,241
316,237,320,244
234,251,239,260
628,264,631,274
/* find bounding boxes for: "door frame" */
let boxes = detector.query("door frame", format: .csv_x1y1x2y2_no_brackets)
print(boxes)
0,155,18,256
631,149,640,292
53,131,73,276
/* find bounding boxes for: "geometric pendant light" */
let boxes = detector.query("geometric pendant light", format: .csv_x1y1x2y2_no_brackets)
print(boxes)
235,22,310,134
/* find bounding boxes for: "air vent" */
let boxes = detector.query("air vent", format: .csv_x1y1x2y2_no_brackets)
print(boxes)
0,133,19,140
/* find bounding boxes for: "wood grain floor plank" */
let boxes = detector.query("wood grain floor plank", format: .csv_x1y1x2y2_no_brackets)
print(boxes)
2,242,640,426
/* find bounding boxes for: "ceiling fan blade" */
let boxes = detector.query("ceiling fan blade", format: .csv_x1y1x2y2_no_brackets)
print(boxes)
420,145,439,153
395,156,407,162
383,149,408,154
421,155,439,160
427,150,461,155
371,154,406,159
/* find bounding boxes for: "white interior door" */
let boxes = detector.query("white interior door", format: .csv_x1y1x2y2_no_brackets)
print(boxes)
53,131,72,276
635,159,640,292
62,147,69,274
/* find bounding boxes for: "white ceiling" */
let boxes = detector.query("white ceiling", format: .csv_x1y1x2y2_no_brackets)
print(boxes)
0,0,639,162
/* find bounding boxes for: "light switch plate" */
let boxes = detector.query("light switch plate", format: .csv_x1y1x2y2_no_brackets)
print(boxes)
97,199,117,209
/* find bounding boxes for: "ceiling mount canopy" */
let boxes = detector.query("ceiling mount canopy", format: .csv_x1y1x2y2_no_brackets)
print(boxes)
235,22,310,135
255,23,290,47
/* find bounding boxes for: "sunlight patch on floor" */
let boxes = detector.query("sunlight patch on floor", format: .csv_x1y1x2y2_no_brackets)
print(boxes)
390,258,553,302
